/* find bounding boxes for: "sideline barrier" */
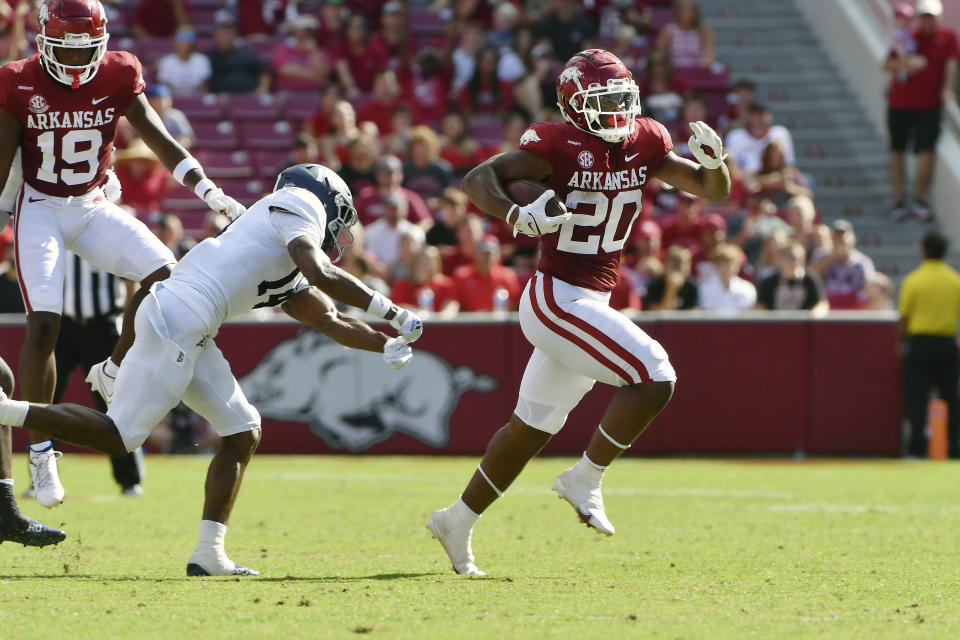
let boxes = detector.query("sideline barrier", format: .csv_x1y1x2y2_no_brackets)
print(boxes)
0,311,903,456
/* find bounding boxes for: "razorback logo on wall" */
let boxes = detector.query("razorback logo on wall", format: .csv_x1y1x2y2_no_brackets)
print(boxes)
240,332,498,453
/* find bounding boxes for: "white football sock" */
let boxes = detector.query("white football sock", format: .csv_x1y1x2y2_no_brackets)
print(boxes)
578,452,607,478
28,440,53,454
105,359,120,378
0,478,13,486
0,400,29,428
450,496,480,527
189,520,234,572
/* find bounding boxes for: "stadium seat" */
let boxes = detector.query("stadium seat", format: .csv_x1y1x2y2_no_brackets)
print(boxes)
467,117,503,146
190,8,218,36
256,149,293,179
191,121,240,150
160,183,207,212
224,94,284,121
134,37,172,63
650,6,675,31
195,150,257,179
673,66,731,92
284,94,322,125
218,178,271,207
173,94,224,121
240,121,296,150
409,8,446,36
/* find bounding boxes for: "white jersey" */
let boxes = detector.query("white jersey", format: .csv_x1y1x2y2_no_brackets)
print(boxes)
161,187,326,332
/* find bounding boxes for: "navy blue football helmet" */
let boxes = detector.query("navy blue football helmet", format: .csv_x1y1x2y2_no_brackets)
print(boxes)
274,163,358,263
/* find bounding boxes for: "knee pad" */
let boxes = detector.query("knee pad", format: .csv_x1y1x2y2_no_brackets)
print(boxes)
514,395,573,435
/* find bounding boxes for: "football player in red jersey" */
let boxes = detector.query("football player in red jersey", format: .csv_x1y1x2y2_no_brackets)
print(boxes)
428,50,731,575
0,0,245,514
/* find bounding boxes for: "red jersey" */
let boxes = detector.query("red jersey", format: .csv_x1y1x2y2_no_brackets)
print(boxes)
453,263,521,311
888,27,960,110
518,119,672,292
0,52,145,198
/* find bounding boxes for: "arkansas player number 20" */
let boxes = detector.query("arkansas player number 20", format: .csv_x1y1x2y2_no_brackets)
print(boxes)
36,129,102,186
556,188,642,255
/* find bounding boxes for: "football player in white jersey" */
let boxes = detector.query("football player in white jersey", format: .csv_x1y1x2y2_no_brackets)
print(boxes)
0,164,424,575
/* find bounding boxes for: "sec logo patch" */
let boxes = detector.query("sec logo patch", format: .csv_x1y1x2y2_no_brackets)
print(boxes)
28,95,48,114
577,150,594,169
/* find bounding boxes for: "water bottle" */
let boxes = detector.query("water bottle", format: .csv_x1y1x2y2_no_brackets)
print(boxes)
417,287,435,313
493,286,510,316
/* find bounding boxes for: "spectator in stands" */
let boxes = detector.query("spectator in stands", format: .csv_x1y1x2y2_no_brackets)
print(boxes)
443,214,484,275
884,0,959,222
400,48,451,125
353,155,433,227
610,23,647,74
671,93,710,157
131,0,188,40
698,244,756,314
339,226,390,299
811,219,876,309
156,27,211,97
655,0,716,68
729,192,790,267
439,112,485,176
640,50,685,124
747,141,811,207
865,272,895,311
458,46,515,118
486,109,529,156
337,132,379,193
206,10,270,94
364,193,426,279
315,98,358,169
755,242,827,312
487,3,526,83
318,0,347,46
725,102,796,176
202,212,231,240
152,213,194,260
403,126,453,201
391,246,460,316
610,267,642,311
0,226,23,314
752,228,792,283
630,219,663,262
0,0,28,65
372,1,414,71
784,194,821,257
534,0,597,61
660,191,723,251
454,235,520,312
719,78,757,133
384,105,416,158
426,188,469,248
290,133,319,165
236,0,287,40
899,230,960,457
392,228,424,282
305,85,342,137
452,23,488,94
644,246,698,311
333,13,390,97
113,139,168,220
145,84,194,148
357,70,414,137
270,15,330,93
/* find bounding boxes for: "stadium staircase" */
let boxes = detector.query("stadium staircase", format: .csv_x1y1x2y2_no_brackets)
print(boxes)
704,0,927,280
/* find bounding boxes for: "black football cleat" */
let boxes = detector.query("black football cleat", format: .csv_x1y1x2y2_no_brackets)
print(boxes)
0,485,65,547
187,562,259,577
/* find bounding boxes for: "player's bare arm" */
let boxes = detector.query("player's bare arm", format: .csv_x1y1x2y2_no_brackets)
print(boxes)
654,151,731,200
0,109,23,204
286,234,423,345
281,287,389,353
461,150,551,222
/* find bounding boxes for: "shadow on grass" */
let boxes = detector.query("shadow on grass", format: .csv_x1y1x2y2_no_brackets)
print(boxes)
0,571,445,582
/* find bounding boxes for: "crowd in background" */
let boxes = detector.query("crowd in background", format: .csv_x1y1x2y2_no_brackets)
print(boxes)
0,0,896,316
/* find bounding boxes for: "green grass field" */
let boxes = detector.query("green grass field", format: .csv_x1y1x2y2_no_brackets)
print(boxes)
1,455,959,639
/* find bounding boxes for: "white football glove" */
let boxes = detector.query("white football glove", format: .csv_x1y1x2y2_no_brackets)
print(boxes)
509,189,571,237
688,120,727,170
389,307,423,344
203,187,246,220
383,336,413,369
103,168,122,203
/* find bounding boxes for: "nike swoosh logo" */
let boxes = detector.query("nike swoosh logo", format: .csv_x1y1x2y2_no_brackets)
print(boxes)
28,197,44,203
624,153,640,162
91,96,108,105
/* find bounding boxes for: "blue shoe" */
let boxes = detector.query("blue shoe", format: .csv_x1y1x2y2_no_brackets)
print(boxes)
0,485,65,547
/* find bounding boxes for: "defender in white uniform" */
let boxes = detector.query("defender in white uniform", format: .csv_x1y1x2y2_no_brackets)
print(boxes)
0,164,424,576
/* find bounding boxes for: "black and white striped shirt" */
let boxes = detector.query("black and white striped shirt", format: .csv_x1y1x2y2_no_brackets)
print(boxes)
62,252,125,322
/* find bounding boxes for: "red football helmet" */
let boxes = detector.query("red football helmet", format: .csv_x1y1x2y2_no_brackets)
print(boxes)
36,0,109,90
556,49,640,143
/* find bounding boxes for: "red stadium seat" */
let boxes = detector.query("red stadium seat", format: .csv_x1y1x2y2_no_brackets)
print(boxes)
160,183,207,212
409,8,446,36
650,6,675,31
673,65,731,91
256,149,293,179
190,8,218,35
282,92,322,124
134,37,172,65
467,117,503,146
172,94,224,121
217,178,271,207
224,94,284,121
191,121,240,150
240,121,296,150
195,150,257,179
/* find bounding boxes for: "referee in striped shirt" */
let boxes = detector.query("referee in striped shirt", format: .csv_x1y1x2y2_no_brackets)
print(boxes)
26,253,144,496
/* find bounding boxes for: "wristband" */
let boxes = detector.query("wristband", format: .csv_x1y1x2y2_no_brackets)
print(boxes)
194,178,216,199
366,291,392,318
506,203,519,225
173,157,202,185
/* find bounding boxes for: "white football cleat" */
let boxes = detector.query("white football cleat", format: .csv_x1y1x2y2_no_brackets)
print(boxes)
85,359,116,407
427,508,485,576
29,446,64,508
553,465,615,536
187,548,259,576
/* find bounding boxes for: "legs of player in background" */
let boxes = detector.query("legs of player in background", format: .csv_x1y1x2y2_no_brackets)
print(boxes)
187,429,261,577
0,358,65,546
18,311,66,507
